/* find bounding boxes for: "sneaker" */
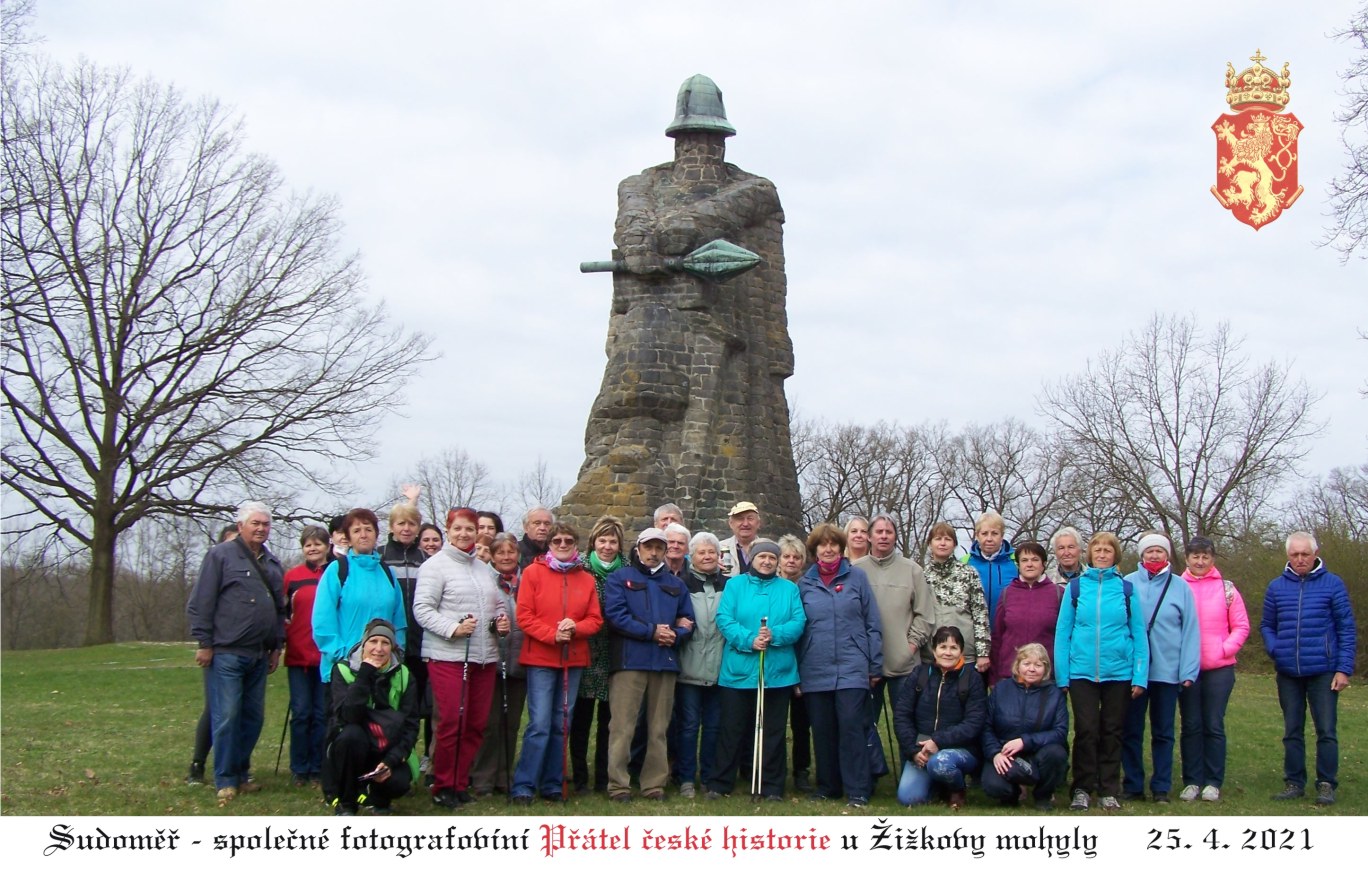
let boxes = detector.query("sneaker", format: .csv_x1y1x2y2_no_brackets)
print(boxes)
418,754,432,775
1315,782,1335,806
1179,784,1200,801
186,761,206,785
764,794,783,802
1152,792,1170,803
431,790,461,809
1069,789,1090,811
1201,785,1221,802
334,803,358,816
1271,783,1305,801
679,782,696,799
1100,796,1122,811
846,796,869,809
215,786,237,805
370,805,393,816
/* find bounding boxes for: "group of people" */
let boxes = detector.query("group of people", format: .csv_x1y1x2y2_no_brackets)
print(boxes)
185,496,1356,815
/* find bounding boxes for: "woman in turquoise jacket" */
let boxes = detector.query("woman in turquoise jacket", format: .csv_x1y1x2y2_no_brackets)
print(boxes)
707,540,806,800
1053,531,1148,813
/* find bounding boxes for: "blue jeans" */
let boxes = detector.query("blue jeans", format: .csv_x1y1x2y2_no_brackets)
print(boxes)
896,748,979,805
287,665,327,776
1179,666,1235,788
512,666,582,798
1122,681,1180,795
1276,671,1339,789
206,651,269,789
675,682,720,786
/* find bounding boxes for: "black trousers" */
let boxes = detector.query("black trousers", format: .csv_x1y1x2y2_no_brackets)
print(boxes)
806,688,873,800
569,697,610,791
709,686,791,798
327,723,413,809
1069,679,1131,797
981,742,1069,803
790,690,811,776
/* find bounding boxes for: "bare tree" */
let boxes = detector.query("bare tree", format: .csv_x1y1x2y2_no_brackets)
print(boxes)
516,457,565,515
941,420,1075,546
2,57,432,644
1287,463,1368,542
1040,314,1321,547
395,447,495,525
1328,3,1368,260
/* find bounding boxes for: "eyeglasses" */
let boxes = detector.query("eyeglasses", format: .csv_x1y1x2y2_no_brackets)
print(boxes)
550,537,577,547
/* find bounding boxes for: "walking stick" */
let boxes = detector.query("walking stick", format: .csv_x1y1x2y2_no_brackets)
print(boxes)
751,616,768,797
561,577,571,803
274,705,292,775
452,614,474,794
880,686,896,769
498,629,511,801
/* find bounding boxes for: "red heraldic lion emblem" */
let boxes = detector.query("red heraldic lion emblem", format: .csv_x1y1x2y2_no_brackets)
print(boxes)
1211,50,1303,230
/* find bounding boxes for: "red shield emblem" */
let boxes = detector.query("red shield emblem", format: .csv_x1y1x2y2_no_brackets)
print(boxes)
1210,51,1304,230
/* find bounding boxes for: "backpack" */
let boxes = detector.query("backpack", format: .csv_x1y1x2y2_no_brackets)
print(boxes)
1222,579,1236,607
914,663,972,704
1069,576,1132,624
335,554,400,593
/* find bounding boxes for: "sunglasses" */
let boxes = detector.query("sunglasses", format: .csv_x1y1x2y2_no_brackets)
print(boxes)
550,537,577,547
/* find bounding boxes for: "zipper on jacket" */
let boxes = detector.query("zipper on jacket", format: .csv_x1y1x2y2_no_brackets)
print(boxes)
1093,570,1102,682
1295,575,1304,676
933,672,946,731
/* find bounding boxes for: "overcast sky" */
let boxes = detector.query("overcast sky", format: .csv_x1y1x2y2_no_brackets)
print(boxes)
28,0,1367,521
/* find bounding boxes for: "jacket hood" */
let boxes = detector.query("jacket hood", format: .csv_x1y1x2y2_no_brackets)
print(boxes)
1282,558,1326,581
1082,565,1121,578
346,637,404,672
970,540,1014,563
685,562,727,590
347,549,385,569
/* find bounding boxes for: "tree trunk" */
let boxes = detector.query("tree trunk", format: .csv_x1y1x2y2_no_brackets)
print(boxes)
85,511,117,645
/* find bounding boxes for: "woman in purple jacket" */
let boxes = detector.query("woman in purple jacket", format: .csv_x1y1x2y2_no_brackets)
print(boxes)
988,541,1063,686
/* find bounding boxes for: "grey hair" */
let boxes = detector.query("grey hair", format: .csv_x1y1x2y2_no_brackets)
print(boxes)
654,502,684,522
1049,526,1085,551
235,501,271,524
868,513,899,538
1285,530,1319,554
664,522,691,540
777,533,807,563
522,507,552,528
689,531,721,554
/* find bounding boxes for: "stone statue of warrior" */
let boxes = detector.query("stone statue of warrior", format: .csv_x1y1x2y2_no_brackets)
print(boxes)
561,75,803,537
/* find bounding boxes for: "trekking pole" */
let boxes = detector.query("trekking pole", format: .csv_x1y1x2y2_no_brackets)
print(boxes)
561,576,572,803
498,628,511,801
880,687,896,769
452,614,474,794
751,616,767,797
274,705,292,775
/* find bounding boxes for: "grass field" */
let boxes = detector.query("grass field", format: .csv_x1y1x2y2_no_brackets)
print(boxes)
1,642,1363,817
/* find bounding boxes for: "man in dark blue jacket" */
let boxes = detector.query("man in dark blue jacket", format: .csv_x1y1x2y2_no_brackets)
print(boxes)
186,501,287,804
1261,531,1356,806
603,528,695,802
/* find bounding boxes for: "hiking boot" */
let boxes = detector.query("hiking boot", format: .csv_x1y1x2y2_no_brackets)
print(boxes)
1271,783,1305,801
292,773,310,788
610,792,631,804
1201,785,1221,802
237,780,263,794
642,790,665,801
679,782,696,799
370,805,393,816
793,770,813,793
1100,796,1122,811
1069,789,1090,811
186,761,206,785
431,790,462,809
1120,790,1144,801
1179,784,1200,802
334,803,358,816
1152,791,1170,804
1315,782,1335,805
215,786,238,805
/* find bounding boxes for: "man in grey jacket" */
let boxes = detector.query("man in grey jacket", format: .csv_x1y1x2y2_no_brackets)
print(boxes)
854,514,934,727
186,500,287,804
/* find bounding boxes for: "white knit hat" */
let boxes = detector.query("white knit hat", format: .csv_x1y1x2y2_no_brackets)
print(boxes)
1137,533,1171,556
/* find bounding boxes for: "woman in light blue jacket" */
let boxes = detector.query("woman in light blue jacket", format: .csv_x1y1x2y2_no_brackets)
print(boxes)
1054,531,1148,813
1120,532,1199,803
708,540,806,800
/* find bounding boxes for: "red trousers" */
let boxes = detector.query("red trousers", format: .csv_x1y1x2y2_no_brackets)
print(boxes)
428,660,497,794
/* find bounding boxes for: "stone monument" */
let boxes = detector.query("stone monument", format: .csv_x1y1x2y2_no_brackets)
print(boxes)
560,75,803,538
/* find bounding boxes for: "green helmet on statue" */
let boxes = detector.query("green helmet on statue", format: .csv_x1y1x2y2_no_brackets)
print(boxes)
665,74,736,137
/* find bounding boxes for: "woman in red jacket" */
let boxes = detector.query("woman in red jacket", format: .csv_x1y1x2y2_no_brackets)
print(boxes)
510,521,603,804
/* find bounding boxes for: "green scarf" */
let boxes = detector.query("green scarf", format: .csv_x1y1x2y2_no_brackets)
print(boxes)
586,552,625,579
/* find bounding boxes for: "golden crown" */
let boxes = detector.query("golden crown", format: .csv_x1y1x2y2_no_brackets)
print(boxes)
1225,50,1291,110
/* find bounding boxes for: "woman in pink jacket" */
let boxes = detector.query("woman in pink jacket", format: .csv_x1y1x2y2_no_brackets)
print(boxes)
1176,536,1249,803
